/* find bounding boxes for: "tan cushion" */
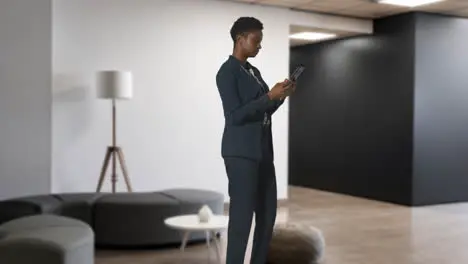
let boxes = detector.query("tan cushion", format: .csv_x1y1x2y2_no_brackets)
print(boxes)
267,223,325,264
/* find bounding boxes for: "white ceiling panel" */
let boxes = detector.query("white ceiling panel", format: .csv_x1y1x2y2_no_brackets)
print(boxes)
224,0,468,19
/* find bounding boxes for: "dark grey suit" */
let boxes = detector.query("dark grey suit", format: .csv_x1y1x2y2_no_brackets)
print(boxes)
216,55,284,264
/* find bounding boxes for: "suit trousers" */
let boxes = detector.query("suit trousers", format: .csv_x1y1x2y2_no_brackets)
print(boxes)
224,157,277,264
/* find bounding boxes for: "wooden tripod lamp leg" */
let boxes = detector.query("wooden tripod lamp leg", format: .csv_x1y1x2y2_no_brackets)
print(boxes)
111,148,117,193
116,147,133,192
97,147,112,192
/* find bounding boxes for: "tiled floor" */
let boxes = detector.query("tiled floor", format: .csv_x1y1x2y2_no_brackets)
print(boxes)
96,186,468,264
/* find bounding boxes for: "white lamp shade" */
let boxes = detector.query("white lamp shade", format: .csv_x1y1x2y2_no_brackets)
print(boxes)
96,71,133,99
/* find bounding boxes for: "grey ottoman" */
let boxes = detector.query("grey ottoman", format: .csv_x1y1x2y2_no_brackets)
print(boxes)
0,195,63,225
0,215,94,264
53,193,106,226
93,189,224,247
267,223,325,264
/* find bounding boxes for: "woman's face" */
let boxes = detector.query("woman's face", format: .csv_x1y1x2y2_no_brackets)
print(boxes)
238,30,263,58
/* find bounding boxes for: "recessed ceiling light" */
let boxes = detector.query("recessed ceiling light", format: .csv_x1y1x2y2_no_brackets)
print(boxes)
375,0,445,7
289,32,337,41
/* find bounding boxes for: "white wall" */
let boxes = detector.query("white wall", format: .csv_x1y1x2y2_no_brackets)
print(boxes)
51,0,371,202
0,0,52,200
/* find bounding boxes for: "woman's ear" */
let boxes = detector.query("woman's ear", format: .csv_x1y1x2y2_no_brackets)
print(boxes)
235,34,242,44
236,33,247,45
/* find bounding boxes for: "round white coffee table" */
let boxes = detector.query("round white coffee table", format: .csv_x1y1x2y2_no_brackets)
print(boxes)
164,214,229,263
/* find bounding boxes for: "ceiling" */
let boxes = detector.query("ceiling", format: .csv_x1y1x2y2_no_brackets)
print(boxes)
229,0,468,19
288,25,361,46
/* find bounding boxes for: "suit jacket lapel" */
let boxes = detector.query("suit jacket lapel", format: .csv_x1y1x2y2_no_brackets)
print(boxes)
251,67,269,94
246,62,268,95
240,65,263,96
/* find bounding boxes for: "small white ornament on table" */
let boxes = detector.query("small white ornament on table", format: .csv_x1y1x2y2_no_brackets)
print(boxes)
198,204,214,223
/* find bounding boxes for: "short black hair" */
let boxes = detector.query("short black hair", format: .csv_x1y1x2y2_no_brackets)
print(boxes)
230,17,263,42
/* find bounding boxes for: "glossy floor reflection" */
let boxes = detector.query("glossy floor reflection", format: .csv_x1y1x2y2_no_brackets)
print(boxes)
96,186,468,264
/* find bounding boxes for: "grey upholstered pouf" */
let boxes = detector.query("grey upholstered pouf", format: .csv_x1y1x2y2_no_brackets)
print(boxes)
94,189,224,247
267,223,325,264
0,215,94,264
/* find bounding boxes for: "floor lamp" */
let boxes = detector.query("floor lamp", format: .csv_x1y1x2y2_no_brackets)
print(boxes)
95,70,133,193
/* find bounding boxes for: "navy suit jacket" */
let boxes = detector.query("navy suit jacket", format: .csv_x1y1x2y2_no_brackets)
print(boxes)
216,55,284,161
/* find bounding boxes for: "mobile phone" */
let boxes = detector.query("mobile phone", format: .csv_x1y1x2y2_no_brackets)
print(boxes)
290,65,305,82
